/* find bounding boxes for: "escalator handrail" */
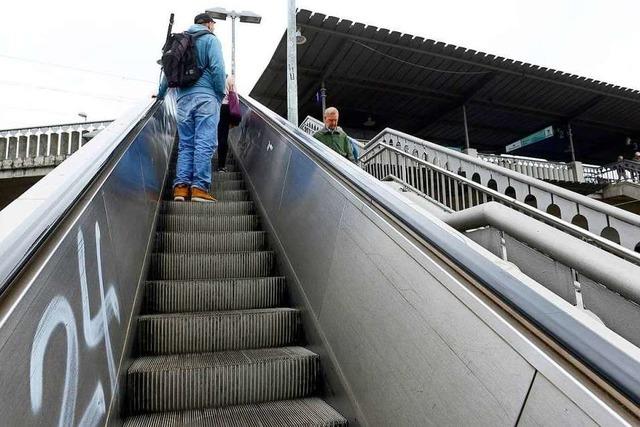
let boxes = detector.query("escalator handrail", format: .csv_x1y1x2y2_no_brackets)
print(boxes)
0,99,161,295
240,94,640,406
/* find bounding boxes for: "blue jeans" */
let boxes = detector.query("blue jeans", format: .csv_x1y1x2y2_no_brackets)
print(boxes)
174,93,221,191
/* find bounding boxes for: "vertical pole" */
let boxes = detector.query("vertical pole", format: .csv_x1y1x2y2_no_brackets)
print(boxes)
320,80,327,117
231,16,237,77
462,104,470,150
567,122,576,162
286,0,299,125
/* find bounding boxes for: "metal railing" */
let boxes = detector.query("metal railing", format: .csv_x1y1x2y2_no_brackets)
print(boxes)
299,116,323,136
360,129,640,252
478,152,578,182
363,142,640,265
301,116,602,184
585,160,640,184
0,121,112,161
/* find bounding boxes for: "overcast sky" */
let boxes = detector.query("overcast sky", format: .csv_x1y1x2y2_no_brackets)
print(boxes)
1,0,639,129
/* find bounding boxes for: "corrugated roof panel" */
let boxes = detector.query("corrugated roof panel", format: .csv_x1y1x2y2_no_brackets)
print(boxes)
250,9,640,162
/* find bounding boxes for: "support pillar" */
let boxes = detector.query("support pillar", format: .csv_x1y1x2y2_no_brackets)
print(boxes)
320,80,327,117
567,122,576,162
286,0,298,125
462,104,470,150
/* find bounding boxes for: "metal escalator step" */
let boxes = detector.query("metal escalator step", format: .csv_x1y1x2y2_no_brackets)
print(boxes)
143,277,286,313
162,180,244,197
213,190,250,201
160,200,254,216
211,179,244,191
165,171,242,181
158,214,259,232
211,164,238,173
127,347,319,414
124,398,347,426
213,171,242,181
155,231,266,253
149,252,274,280
137,308,301,355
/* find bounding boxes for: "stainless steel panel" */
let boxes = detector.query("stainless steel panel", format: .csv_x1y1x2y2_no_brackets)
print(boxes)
275,149,347,313
235,113,292,218
581,274,640,348
0,100,175,425
518,373,598,427
232,95,640,425
232,102,537,426
0,202,124,425
466,227,503,258
502,233,577,305
317,201,535,425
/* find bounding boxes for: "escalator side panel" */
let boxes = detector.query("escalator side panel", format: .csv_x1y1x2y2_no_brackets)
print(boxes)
231,110,551,426
0,102,175,425
518,374,599,426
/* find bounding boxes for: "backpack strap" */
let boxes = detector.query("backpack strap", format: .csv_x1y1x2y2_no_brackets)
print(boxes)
187,30,214,71
190,30,212,39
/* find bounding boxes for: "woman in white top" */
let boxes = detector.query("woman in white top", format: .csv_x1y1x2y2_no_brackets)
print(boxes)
216,75,236,172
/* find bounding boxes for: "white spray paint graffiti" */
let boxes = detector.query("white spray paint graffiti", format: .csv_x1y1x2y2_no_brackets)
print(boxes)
30,296,79,427
30,221,121,426
78,222,121,393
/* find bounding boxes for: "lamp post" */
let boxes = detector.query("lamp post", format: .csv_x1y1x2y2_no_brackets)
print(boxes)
206,7,262,77
286,0,307,125
78,112,88,122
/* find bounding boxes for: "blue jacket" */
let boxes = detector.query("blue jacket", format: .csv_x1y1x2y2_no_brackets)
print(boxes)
158,24,226,101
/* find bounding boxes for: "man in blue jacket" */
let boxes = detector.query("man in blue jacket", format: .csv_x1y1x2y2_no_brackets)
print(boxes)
158,13,226,202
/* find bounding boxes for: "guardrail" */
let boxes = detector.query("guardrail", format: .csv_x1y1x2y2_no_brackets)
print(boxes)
366,143,640,265
360,129,640,252
300,116,603,185
585,160,640,184
0,121,113,161
299,116,323,136
478,152,577,182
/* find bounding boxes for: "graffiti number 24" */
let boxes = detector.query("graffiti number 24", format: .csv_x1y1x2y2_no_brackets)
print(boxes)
30,222,120,427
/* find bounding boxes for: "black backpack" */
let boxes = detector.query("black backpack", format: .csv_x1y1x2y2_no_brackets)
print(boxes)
161,30,210,88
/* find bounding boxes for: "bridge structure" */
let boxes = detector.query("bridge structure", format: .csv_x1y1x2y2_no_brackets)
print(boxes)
0,120,112,209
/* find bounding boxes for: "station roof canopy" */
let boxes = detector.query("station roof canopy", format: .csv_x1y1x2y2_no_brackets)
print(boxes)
250,9,640,163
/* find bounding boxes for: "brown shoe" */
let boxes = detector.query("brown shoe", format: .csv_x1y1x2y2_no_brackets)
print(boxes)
191,187,216,203
173,184,189,201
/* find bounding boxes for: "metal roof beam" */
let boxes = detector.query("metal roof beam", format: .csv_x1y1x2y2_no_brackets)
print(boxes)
411,72,498,135
566,95,605,120
265,63,639,136
299,23,640,104
300,40,354,105
269,62,460,102
435,118,525,136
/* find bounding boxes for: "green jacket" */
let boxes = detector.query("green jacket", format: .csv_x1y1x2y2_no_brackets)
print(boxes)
313,127,355,162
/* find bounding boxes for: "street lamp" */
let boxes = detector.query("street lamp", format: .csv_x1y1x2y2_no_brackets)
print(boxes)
205,7,262,77
78,112,88,122
286,0,299,125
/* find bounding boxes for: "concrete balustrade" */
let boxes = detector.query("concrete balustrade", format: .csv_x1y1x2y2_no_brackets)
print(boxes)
0,120,112,176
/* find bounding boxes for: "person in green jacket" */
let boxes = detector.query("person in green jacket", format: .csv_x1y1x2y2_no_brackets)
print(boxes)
313,107,356,163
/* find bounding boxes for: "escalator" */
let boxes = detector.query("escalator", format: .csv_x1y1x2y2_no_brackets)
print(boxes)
0,94,639,426
124,154,346,425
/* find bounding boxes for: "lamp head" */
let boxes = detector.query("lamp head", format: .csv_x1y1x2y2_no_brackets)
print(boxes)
205,7,229,20
239,10,262,24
